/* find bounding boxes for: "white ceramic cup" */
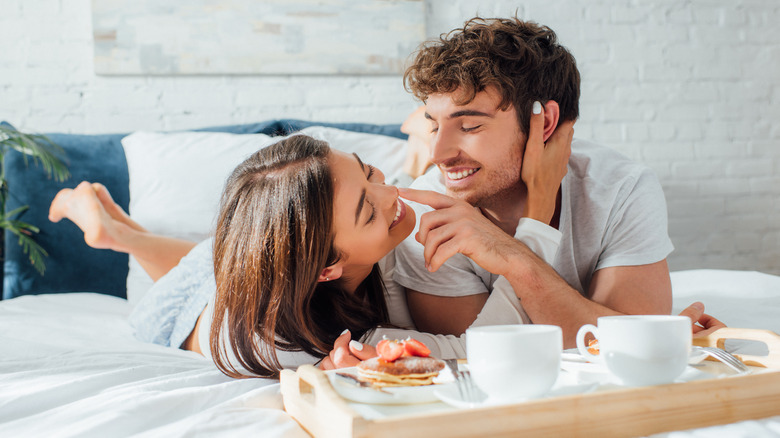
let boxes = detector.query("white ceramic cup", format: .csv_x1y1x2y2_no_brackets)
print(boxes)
466,325,562,403
576,315,692,386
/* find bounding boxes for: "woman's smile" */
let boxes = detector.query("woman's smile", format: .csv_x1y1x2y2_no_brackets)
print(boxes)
390,199,407,229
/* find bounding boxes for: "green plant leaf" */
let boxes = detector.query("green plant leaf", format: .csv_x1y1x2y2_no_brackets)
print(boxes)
0,126,70,182
4,221,48,276
0,126,69,277
3,204,30,221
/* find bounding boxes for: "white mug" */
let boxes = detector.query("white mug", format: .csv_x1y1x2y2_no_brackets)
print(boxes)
576,315,691,386
466,325,562,403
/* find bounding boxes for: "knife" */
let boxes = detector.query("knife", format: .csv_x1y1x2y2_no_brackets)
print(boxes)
335,372,393,394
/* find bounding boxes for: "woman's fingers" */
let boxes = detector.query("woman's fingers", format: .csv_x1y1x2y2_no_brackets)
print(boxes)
319,356,335,370
325,330,361,369
524,100,546,162
677,302,727,337
348,341,378,361
547,120,575,164
691,313,727,338
678,302,705,326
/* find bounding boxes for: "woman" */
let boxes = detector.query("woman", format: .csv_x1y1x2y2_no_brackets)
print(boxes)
49,110,721,378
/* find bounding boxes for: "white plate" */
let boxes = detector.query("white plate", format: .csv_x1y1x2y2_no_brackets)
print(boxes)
328,367,455,405
562,348,709,365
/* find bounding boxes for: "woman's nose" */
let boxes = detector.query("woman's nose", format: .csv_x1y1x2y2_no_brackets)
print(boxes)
374,182,399,211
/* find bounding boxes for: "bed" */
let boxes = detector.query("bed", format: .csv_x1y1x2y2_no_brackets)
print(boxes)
2,120,779,437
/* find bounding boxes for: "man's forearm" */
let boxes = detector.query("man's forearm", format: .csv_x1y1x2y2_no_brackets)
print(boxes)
504,250,672,348
406,289,489,335
503,248,619,348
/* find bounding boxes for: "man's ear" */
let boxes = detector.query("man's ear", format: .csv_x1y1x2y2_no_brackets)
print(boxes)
541,100,561,142
318,264,343,282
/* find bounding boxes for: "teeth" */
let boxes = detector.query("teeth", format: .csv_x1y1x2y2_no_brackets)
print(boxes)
446,168,477,180
392,200,402,224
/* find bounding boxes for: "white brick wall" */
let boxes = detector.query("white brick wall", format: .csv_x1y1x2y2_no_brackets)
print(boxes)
1,0,778,274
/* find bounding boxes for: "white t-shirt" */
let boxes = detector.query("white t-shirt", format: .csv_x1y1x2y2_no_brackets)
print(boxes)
394,138,674,301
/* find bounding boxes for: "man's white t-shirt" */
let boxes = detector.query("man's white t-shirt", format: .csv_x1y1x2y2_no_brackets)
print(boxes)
393,138,675,301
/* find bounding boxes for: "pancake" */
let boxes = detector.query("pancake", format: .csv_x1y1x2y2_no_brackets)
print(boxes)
356,356,445,387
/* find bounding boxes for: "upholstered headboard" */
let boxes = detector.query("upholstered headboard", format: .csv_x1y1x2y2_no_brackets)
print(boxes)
2,120,404,300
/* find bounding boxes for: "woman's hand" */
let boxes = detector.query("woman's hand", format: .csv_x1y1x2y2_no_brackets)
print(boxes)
319,330,378,370
678,301,727,338
521,102,574,225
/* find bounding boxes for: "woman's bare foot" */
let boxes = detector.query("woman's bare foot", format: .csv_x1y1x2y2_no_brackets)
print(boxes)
49,181,130,250
91,182,146,232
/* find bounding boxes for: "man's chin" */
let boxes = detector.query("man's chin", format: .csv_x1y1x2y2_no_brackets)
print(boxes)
445,187,479,205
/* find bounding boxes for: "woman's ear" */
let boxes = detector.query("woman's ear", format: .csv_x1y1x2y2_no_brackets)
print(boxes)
318,264,343,282
541,100,561,142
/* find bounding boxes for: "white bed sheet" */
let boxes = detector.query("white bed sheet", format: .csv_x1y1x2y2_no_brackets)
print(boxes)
0,293,307,438
1,269,779,437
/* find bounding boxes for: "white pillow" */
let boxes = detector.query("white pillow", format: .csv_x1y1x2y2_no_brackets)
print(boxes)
122,131,277,305
121,128,408,305
296,126,406,177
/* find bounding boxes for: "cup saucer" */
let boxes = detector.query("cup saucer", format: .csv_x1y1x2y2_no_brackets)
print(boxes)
435,369,598,408
434,384,491,409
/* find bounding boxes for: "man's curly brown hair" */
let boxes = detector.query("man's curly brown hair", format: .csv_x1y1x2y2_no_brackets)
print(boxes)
404,17,580,134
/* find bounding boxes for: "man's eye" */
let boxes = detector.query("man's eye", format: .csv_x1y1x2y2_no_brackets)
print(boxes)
462,125,482,132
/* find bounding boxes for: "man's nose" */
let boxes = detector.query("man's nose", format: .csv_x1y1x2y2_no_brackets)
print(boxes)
430,128,459,165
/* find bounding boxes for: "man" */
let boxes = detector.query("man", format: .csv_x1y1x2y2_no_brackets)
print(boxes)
392,16,676,348
324,18,723,368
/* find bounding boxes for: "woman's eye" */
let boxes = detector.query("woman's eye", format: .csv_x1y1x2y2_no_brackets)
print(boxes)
366,199,376,224
367,164,376,180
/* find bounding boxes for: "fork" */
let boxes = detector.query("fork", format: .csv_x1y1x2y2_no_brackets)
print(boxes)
692,345,750,374
444,359,483,404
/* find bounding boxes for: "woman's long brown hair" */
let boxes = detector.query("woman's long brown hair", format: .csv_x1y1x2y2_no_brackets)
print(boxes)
210,135,389,378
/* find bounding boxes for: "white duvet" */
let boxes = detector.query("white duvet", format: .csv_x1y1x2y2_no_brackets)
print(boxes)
0,293,307,438
1,269,779,437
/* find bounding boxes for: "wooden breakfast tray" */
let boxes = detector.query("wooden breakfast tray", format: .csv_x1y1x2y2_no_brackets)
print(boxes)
281,328,780,438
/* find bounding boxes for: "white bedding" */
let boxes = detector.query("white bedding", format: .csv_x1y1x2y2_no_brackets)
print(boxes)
1,269,779,437
0,293,307,438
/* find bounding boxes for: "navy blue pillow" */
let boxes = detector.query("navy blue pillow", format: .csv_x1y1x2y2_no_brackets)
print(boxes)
2,120,403,300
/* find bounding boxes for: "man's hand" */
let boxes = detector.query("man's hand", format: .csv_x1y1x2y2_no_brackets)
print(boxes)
398,188,531,275
319,330,378,370
521,104,574,224
677,301,727,338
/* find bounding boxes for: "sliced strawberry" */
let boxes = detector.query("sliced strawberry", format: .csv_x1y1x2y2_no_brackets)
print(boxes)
403,338,431,357
376,339,404,362
587,339,600,356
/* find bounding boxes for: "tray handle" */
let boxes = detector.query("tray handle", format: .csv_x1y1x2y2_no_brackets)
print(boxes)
693,327,780,368
281,365,363,438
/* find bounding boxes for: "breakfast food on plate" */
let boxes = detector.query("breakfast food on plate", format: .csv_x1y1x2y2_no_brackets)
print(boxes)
356,338,445,387
587,339,600,355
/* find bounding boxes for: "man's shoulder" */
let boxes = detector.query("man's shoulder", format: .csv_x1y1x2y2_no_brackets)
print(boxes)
569,138,653,184
565,138,664,217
